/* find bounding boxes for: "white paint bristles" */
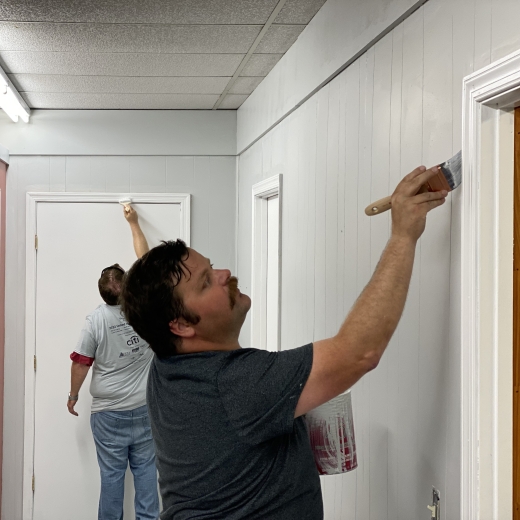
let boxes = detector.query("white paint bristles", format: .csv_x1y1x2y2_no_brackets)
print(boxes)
439,150,462,190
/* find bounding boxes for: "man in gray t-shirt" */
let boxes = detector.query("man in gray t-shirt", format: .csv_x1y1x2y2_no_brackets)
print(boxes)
67,206,159,520
120,165,447,519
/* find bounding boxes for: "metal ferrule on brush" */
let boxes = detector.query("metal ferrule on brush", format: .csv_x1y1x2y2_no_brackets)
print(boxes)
437,150,462,191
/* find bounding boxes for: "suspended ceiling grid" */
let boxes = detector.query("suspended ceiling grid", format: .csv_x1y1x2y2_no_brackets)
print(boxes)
0,0,327,110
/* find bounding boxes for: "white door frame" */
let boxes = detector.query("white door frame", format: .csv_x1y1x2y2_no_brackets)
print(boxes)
23,192,190,520
461,49,520,520
251,175,282,351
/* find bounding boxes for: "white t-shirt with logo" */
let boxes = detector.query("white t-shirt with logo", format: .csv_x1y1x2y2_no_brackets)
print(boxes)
74,304,154,413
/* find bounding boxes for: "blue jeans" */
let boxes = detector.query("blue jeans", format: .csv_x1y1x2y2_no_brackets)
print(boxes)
90,405,160,520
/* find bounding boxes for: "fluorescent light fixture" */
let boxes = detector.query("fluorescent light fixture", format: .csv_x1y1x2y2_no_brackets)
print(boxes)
0,65,30,123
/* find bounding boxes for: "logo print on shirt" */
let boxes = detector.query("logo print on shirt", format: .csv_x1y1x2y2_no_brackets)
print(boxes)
118,337,142,357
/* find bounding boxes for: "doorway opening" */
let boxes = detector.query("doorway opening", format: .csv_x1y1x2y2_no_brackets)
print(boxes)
461,49,520,519
251,174,282,352
23,193,190,520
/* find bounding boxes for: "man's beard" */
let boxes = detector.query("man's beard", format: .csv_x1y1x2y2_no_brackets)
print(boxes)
228,276,239,309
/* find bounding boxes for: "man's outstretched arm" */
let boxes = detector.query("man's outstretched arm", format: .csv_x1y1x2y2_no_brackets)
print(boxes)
67,361,90,416
295,165,448,417
124,206,150,258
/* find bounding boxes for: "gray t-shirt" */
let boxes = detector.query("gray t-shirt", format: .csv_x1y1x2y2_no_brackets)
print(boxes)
74,304,154,413
147,343,323,520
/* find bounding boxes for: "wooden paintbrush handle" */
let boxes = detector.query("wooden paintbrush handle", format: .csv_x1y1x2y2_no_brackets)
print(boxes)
365,185,429,216
365,196,392,216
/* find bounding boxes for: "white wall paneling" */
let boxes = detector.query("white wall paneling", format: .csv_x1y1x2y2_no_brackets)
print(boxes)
237,0,520,155
418,0,454,516
278,115,299,355
0,110,236,156
460,48,520,520
368,33,392,520
474,0,492,71
3,155,235,520
237,0,427,153
251,174,282,352
353,47,373,520
311,81,332,519
340,57,360,520
237,1,520,518
295,98,315,357
386,22,404,520
490,0,520,64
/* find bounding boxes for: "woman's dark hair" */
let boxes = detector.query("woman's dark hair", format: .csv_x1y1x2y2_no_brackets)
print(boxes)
120,240,200,358
98,267,124,305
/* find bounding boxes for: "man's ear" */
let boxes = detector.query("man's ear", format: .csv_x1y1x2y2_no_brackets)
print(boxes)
169,318,195,338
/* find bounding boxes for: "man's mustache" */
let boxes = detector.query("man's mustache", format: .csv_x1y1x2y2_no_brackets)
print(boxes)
228,276,239,308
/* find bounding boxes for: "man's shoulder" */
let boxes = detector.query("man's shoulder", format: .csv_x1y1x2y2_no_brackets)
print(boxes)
150,346,313,381
217,344,313,380
88,303,107,314
80,303,101,322
150,349,239,381
223,345,313,361
87,304,126,329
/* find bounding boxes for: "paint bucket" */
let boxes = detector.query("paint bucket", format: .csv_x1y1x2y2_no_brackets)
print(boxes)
304,390,358,475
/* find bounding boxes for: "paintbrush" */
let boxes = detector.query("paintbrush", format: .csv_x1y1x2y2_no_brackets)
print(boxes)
364,150,462,216
119,197,132,214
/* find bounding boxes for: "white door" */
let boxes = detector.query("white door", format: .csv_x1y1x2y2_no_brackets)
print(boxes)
32,201,181,520
251,175,282,352
265,195,280,352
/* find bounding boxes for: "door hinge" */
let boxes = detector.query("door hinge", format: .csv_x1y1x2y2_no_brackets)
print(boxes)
32,474,35,492
34,355,36,371
34,235,38,250
427,487,440,519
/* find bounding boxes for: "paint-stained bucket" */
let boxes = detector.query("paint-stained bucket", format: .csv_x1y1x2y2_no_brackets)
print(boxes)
304,390,358,475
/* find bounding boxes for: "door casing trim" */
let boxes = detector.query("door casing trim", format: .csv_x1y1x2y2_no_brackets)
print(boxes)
461,48,520,520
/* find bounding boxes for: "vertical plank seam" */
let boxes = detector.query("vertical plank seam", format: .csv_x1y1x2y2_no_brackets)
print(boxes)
445,2,456,511
368,47,376,520
397,20,405,520
355,56,363,520
418,5,425,511
386,31,395,520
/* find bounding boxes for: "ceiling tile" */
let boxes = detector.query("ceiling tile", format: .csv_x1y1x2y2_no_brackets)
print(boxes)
0,0,280,24
274,0,328,24
228,76,263,94
0,22,262,54
0,51,244,77
218,94,249,109
0,1,328,110
254,25,304,54
9,74,230,94
22,92,220,109
240,54,283,76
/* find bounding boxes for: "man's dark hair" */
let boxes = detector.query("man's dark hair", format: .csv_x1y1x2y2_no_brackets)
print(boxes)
98,267,124,305
120,240,200,358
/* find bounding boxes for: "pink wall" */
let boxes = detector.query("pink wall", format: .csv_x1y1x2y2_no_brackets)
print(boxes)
0,160,6,514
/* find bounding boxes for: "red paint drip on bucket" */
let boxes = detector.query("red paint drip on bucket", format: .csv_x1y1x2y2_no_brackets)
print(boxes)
304,390,358,475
